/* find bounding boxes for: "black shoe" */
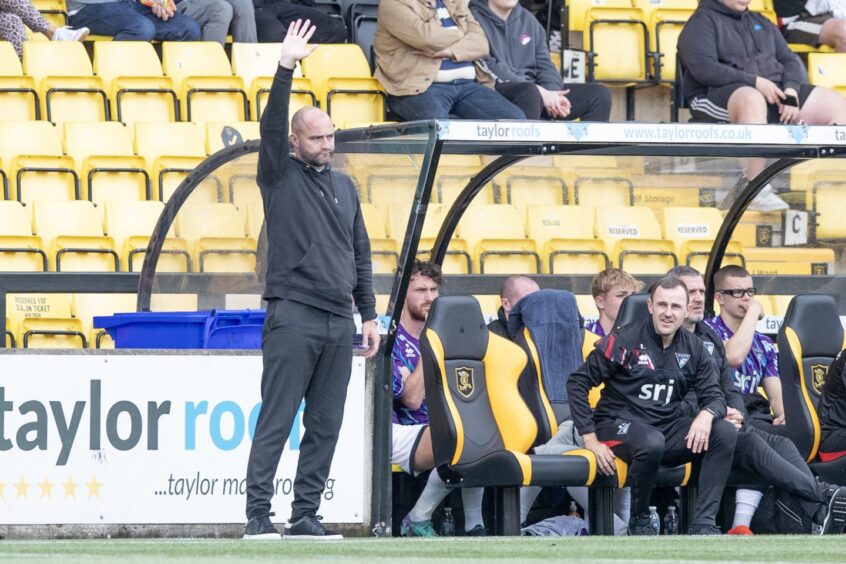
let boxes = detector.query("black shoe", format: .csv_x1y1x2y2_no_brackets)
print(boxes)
465,524,488,536
821,486,846,535
243,512,281,540
688,525,722,535
627,516,658,536
284,514,344,540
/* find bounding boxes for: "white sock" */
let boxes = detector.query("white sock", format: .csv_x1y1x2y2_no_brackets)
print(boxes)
732,489,764,528
409,471,451,523
462,488,485,531
520,486,542,523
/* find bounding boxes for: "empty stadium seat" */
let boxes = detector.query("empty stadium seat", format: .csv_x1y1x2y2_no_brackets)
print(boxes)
161,41,248,123
805,174,846,239
526,205,610,274
245,202,264,240
103,200,191,272
387,203,472,274
72,293,137,348
632,0,694,82
364,168,419,216
807,53,846,96
230,43,318,121
573,172,634,207
32,200,119,272
133,122,216,202
595,206,678,274
63,121,150,204
460,205,541,274
226,166,262,212
662,206,745,271
0,201,47,272
174,203,257,272
743,247,835,275
437,172,497,210
361,203,398,273
22,41,108,124
500,168,568,210
300,44,373,108
205,121,260,154
93,41,179,124
0,42,39,121
7,293,85,348
0,121,78,206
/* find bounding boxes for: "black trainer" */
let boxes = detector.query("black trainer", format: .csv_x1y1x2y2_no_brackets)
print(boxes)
688,524,722,535
465,524,488,537
284,515,344,540
243,512,282,540
821,486,846,535
627,516,658,536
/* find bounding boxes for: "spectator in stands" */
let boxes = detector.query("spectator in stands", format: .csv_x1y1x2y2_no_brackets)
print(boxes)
392,260,488,537
820,350,846,459
174,0,257,43
673,265,846,536
705,265,786,435
585,268,643,338
0,0,88,59
243,20,380,541
773,0,846,52
254,0,346,43
469,0,612,121
373,0,526,121
568,276,736,535
678,0,846,212
488,274,541,339
68,0,201,41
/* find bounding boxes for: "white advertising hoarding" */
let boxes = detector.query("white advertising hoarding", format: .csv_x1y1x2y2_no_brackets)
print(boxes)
0,354,365,524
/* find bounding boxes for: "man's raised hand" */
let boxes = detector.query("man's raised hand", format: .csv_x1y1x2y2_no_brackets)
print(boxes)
279,19,318,70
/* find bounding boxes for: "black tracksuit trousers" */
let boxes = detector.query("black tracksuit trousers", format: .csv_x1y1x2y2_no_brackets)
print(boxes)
245,298,355,521
597,416,737,527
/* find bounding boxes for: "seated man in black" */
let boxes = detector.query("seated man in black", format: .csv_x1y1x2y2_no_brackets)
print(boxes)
567,276,736,535
820,350,846,461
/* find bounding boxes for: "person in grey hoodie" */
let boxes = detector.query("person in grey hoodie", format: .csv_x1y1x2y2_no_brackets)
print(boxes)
469,0,611,121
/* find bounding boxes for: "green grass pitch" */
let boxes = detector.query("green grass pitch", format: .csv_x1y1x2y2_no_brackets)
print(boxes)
1,536,845,563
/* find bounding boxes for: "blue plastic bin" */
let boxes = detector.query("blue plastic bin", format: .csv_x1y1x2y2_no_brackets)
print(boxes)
94,310,265,349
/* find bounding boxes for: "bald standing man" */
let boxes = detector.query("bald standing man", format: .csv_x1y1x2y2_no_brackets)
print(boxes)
243,19,380,540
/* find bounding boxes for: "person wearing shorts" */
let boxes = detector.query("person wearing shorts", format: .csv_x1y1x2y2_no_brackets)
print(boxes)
773,0,846,52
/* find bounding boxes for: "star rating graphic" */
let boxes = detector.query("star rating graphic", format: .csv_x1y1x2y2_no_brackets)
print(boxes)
0,476,102,500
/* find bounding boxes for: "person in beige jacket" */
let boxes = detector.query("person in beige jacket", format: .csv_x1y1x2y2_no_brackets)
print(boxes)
374,0,525,120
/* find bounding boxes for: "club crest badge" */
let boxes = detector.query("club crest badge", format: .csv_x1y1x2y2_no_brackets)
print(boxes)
812,363,828,395
703,341,715,355
456,366,474,398
675,353,691,368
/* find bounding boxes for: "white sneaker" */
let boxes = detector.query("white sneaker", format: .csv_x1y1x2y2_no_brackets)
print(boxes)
748,184,789,212
52,26,90,42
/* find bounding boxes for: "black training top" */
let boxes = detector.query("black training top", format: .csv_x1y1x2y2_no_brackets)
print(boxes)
257,65,376,321
820,351,846,435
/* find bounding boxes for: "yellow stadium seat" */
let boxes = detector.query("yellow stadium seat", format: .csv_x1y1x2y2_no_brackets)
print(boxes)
324,77,387,128
7,293,85,348
174,203,257,272
361,203,398,273
387,203,472,274
805,174,846,239
807,53,846,96
743,247,835,276
747,0,778,23
526,205,610,274
460,205,540,274
662,206,745,269
501,169,568,210
33,0,68,27
0,42,39,121
573,172,634,207
0,201,47,272
631,0,694,82
93,41,179,125
149,293,199,312
364,168,419,216
300,44,373,109
473,295,502,318
595,206,678,274
436,170,497,210
576,294,599,319
5,318,13,348
72,293,137,348
22,41,108,125
103,200,191,272
0,121,78,206
227,168,262,212
32,200,119,272
134,122,217,202
161,41,248,123
205,121,261,154
245,202,264,240
63,121,149,204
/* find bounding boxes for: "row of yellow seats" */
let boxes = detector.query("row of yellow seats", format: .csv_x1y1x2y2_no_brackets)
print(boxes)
0,200,258,273
363,203,836,275
0,40,386,128
0,121,263,205
4,292,197,349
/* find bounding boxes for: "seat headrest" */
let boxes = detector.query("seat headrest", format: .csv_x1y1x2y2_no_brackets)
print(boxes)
782,294,843,357
614,293,650,330
424,295,489,360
